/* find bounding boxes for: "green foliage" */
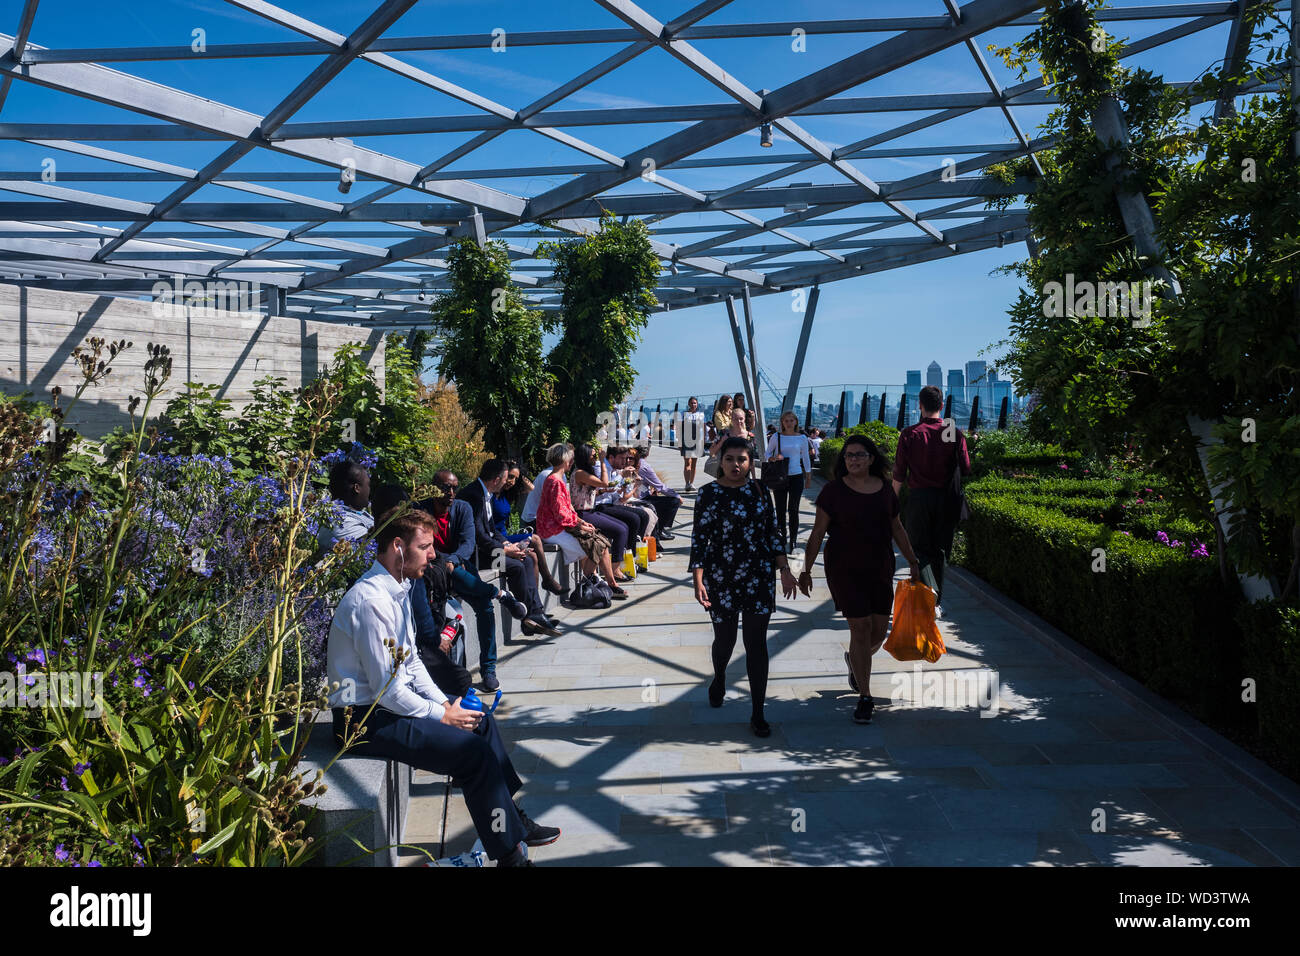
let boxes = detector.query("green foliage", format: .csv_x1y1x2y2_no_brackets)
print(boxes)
539,215,659,446
428,238,554,469
162,384,247,468
956,491,1241,721
1238,600,1300,779
984,0,1299,589
817,421,899,479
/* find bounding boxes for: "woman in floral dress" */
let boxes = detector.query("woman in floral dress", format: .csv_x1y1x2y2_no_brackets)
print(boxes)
689,436,799,737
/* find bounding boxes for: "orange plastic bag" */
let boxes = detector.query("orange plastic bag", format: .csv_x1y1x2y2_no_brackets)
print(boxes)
884,580,946,663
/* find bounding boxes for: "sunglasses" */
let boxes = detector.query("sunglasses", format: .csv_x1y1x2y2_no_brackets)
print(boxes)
843,451,871,460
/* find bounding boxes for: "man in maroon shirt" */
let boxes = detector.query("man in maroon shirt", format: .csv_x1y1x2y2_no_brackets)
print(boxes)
891,385,971,607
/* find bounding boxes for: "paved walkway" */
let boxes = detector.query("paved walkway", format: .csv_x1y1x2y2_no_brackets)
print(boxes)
400,447,1300,866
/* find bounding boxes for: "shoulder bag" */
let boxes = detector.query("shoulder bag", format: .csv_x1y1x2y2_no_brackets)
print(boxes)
761,434,790,491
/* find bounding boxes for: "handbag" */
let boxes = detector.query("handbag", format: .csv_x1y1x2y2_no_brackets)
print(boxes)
702,455,720,478
761,435,791,491
570,574,612,609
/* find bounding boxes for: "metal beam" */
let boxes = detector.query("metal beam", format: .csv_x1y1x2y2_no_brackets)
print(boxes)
783,285,820,412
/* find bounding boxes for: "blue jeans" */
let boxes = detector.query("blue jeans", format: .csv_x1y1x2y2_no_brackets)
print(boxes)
451,566,498,677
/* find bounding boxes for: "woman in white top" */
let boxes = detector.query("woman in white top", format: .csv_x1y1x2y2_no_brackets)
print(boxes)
680,396,707,491
765,410,814,553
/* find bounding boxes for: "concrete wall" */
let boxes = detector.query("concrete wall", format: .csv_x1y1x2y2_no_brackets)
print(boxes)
0,283,386,437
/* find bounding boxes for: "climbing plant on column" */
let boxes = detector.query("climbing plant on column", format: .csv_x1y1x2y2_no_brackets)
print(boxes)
539,214,660,445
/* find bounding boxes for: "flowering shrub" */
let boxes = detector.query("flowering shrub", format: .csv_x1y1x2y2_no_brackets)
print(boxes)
0,339,377,866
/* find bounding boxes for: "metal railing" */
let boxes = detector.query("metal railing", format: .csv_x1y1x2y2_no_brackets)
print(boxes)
615,383,1029,439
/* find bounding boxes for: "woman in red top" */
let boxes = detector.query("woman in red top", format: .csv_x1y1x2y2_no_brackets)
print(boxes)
535,443,626,599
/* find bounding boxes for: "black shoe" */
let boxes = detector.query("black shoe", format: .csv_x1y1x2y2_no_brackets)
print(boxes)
515,804,561,847
750,716,771,738
608,585,629,601
656,529,675,541
478,672,500,692
496,845,535,867
543,614,561,627
707,676,725,708
501,593,529,620
853,696,873,725
542,579,565,596
844,651,859,693
521,617,561,637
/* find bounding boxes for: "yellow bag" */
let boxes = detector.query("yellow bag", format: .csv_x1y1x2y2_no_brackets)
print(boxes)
884,580,946,663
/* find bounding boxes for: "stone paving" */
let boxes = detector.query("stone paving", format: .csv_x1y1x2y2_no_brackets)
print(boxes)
399,447,1300,866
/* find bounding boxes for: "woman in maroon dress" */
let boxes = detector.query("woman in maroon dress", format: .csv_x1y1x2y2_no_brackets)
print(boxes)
798,435,921,725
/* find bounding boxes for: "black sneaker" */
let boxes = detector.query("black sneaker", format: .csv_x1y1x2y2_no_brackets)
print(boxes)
478,672,500,692
516,804,561,847
657,529,675,541
852,696,873,725
844,651,859,693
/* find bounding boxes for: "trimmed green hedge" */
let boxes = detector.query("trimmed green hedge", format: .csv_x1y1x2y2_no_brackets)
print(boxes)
1238,601,1300,781
957,492,1243,720
818,421,899,480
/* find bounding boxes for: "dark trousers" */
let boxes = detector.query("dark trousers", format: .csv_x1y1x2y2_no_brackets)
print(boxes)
645,494,681,532
581,509,630,561
710,611,771,719
904,486,955,606
497,553,543,616
333,706,525,860
770,473,805,550
416,633,473,700
451,566,498,676
597,502,648,540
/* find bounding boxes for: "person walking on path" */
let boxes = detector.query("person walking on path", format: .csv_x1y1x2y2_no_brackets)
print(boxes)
890,385,970,608
680,396,707,491
764,410,814,554
800,434,922,725
690,436,799,738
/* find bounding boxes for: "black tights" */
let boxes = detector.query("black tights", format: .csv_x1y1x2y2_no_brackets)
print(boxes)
710,611,771,719
771,473,805,550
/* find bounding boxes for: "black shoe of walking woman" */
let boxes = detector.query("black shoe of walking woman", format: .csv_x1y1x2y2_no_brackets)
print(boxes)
750,716,771,738
708,675,725,708
852,696,873,725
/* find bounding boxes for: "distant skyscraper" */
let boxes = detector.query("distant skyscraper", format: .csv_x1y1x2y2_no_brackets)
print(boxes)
947,368,965,410
905,370,922,387
965,360,987,387
926,360,942,388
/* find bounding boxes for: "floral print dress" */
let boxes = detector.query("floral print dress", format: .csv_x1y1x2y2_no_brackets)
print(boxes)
689,479,783,623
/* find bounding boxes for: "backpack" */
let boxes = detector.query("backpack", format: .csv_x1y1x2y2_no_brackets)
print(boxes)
570,574,612,610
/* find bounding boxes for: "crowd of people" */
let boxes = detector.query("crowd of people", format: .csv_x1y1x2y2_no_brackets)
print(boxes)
316,384,969,865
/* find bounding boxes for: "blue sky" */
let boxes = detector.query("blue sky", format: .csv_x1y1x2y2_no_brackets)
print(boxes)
0,1,1262,405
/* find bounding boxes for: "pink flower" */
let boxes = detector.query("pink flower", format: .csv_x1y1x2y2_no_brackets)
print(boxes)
1059,463,1068,469
1136,498,1145,505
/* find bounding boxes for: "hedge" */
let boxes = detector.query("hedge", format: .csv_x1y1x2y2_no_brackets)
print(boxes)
957,492,1245,722
1238,601,1300,781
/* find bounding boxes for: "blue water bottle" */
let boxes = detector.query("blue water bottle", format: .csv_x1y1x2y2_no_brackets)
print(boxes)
460,687,502,714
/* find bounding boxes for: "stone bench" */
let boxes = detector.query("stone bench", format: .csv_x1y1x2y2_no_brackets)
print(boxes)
299,713,411,867
458,546,568,656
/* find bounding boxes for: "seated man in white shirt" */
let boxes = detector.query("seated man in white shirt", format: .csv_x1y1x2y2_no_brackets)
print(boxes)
327,509,560,866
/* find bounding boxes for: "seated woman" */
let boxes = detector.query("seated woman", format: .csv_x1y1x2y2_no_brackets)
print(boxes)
493,461,563,595
535,443,626,599
572,443,635,581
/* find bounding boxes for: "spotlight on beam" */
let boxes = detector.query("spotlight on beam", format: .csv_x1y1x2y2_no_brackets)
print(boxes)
760,122,773,148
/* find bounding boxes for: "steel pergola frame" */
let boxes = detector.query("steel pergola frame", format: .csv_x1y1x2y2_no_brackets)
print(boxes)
0,0,1287,328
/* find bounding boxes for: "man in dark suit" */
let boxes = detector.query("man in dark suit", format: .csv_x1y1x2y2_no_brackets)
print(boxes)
460,460,561,639
418,470,531,692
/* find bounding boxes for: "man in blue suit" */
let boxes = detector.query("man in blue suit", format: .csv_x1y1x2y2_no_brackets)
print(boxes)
418,471,527,692
459,459,561,640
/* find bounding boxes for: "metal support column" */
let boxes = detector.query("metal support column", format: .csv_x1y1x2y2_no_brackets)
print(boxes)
741,285,766,443
724,295,757,419
782,285,820,414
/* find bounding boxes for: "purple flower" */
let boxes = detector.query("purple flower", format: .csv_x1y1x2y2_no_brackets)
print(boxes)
74,762,90,776
60,776,69,791
87,861,102,867
54,844,69,861
0,757,9,767
26,647,46,666
1155,531,1169,544
133,674,146,689
131,834,142,850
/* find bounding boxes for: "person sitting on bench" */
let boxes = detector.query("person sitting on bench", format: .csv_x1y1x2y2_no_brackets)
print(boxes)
326,508,560,866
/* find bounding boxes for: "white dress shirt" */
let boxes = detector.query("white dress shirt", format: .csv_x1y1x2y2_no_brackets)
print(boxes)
765,432,813,477
327,560,450,720
521,467,553,523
